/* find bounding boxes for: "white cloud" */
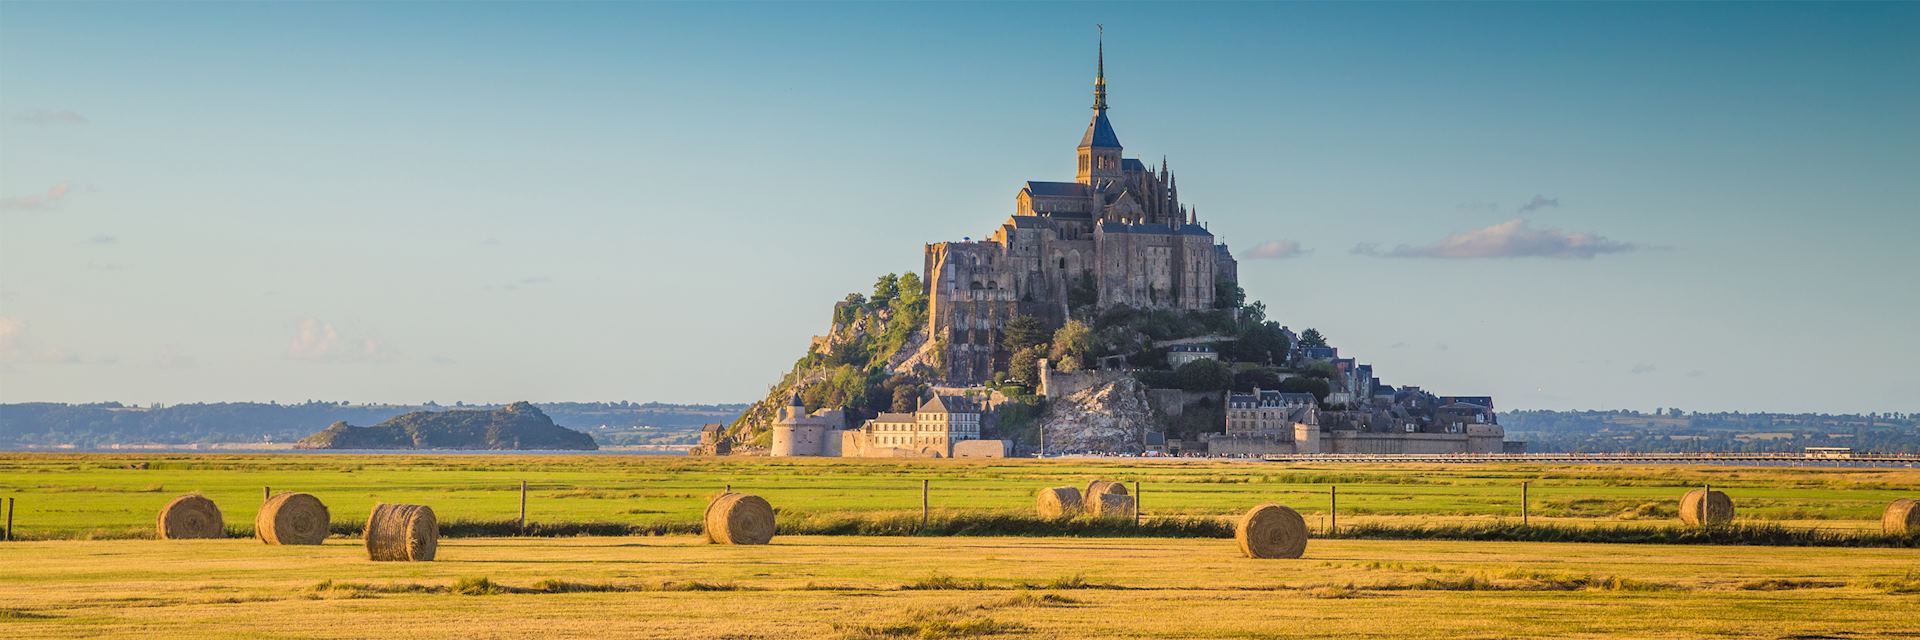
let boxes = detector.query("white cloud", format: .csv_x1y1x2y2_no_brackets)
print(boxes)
11,110,89,126
0,182,74,212
1243,239,1309,260
286,319,395,363
1352,218,1638,260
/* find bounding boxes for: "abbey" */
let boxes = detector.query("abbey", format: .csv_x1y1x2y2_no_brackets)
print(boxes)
925,40,1237,384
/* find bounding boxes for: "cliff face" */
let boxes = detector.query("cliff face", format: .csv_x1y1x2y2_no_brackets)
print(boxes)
297,402,597,450
1037,372,1155,454
728,275,934,450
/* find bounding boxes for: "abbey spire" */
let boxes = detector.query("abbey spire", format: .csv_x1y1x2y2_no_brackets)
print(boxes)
1077,28,1123,185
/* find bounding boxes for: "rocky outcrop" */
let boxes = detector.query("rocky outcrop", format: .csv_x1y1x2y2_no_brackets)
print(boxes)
1037,372,1156,454
296,402,597,450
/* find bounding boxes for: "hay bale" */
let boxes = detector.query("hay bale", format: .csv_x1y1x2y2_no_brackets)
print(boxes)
1089,491,1136,519
256,492,330,545
365,503,437,561
156,494,225,539
1036,486,1083,520
1679,489,1734,526
1085,480,1129,498
1236,503,1308,559
704,493,775,545
1885,498,1920,536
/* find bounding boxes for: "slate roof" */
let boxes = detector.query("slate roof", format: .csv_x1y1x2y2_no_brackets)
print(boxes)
1024,181,1089,198
1079,111,1121,149
919,395,978,415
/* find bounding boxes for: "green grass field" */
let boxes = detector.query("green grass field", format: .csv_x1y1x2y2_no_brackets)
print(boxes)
1,454,1913,540
2,535,1916,639
3,454,1916,638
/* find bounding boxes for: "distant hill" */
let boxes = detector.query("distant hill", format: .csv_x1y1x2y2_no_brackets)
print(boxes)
296,402,597,450
1502,410,1920,453
0,401,746,449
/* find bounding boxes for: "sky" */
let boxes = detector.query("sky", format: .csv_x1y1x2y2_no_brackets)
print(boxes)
2,2,1916,413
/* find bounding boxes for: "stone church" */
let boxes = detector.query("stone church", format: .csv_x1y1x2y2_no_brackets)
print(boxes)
926,39,1238,384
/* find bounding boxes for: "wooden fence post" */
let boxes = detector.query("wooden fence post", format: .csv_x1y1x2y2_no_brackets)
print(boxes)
1522,481,1530,526
1330,486,1338,535
519,481,529,535
921,479,930,532
5,497,12,541
264,486,271,502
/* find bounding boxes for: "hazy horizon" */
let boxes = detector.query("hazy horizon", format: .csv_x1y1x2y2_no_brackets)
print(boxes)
4,3,1916,413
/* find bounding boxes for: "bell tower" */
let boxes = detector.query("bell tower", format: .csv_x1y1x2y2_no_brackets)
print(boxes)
1076,29,1123,186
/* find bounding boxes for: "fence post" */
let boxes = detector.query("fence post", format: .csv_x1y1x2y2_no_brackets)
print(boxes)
1330,486,1338,535
1522,481,1530,526
921,479,930,533
1133,481,1141,526
5,497,12,541
264,486,271,502
519,481,528,535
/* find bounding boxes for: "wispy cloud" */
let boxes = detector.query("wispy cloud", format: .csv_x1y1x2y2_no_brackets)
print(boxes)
83,234,117,245
1243,239,1309,260
0,182,74,212
286,319,395,363
1517,195,1560,214
1630,363,1657,375
1352,218,1638,260
11,110,89,126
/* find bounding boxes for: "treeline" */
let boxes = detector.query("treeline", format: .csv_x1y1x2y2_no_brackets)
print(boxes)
0,401,745,448
1503,409,1920,453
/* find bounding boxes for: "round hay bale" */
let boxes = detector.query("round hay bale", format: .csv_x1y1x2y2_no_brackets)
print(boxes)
1884,498,1920,536
1678,489,1734,526
1036,486,1083,520
256,492,330,545
1235,503,1308,559
156,494,225,539
1085,480,1129,498
1089,491,1135,519
365,503,437,561
704,493,775,545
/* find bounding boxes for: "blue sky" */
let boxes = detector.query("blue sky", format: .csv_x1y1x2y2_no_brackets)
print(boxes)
2,2,1915,412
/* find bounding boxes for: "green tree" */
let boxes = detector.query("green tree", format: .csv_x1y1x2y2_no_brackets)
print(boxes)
897,272,924,303
1173,359,1234,392
1299,328,1328,349
1213,280,1245,310
1232,368,1283,392
1003,314,1049,353
1049,320,1095,372
890,384,921,412
871,273,900,307
1276,376,1331,403
1008,345,1049,388
1236,320,1291,365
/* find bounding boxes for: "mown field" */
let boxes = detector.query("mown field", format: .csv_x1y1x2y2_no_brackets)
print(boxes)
1,454,1914,540
1,535,1916,639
